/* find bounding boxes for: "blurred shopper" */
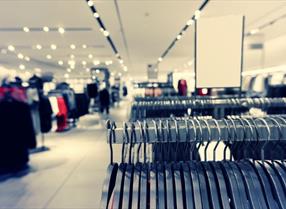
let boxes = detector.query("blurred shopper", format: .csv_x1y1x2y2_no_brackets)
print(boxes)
99,84,110,114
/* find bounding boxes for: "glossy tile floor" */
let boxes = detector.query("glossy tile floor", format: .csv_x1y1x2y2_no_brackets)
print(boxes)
0,101,130,209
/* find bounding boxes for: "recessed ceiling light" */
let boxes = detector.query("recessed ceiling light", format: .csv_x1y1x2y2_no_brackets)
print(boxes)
51,44,57,50
187,19,194,26
19,64,25,70
82,61,87,65
68,60,76,66
17,53,24,59
119,59,124,64
103,30,109,37
46,54,52,59
58,27,65,34
36,44,42,50
58,60,64,65
25,56,30,61
88,54,93,59
23,27,30,32
176,34,182,40
82,44,87,49
93,12,99,18
194,10,201,20
64,73,69,79
67,68,72,73
123,66,128,72
8,45,15,51
93,60,100,65
70,54,75,59
158,57,163,62
87,0,94,7
70,44,76,49
43,26,49,32
86,68,90,72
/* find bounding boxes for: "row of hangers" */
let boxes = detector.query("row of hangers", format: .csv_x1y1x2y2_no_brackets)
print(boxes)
107,115,286,145
101,160,286,209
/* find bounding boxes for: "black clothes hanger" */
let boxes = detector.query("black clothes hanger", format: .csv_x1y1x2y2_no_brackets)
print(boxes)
173,163,184,209
209,162,231,209
238,161,268,209
149,163,157,209
257,161,286,209
188,161,202,209
181,162,194,209
139,163,149,209
194,161,211,209
156,163,166,209
131,162,141,209
165,163,175,209
219,161,243,209
201,162,221,209
250,160,280,209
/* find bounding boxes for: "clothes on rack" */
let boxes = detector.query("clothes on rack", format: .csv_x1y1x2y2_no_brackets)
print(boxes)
75,93,90,118
39,94,53,133
0,92,36,171
178,79,188,96
56,96,69,132
131,97,286,120
87,83,98,98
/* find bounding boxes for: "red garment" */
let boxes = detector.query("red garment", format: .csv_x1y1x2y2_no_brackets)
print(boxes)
178,79,188,96
56,97,68,132
0,87,28,103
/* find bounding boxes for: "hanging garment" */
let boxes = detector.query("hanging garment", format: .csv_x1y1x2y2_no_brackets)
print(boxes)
39,94,53,133
178,79,188,96
122,86,128,97
75,93,90,118
56,97,69,132
0,100,36,170
87,83,98,98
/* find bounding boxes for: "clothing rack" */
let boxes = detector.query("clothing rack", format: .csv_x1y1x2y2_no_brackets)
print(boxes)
131,97,286,120
107,115,286,144
102,115,286,209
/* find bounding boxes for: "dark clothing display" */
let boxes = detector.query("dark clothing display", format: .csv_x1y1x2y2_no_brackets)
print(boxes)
39,95,53,133
87,83,98,98
99,89,110,114
0,100,36,170
123,86,128,97
75,93,90,118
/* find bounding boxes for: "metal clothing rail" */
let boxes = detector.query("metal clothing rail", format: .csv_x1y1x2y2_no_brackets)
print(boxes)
131,97,286,120
132,97,286,110
107,115,286,144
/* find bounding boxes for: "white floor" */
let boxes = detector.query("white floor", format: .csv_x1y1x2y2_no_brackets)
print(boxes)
0,100,131,209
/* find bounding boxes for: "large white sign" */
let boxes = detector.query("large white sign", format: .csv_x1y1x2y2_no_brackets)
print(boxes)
196,15,244,88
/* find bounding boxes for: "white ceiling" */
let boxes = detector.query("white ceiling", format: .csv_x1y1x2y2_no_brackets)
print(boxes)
0,0,285,80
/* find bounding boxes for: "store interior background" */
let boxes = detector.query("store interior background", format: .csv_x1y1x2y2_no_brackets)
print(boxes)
0,0,286,208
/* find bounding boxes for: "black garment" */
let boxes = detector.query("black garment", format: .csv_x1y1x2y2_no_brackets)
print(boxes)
39,95,53,133
75,93,90,118
87,83,98,98
0,100,36,170
99,89,110,114
123,86,128,97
